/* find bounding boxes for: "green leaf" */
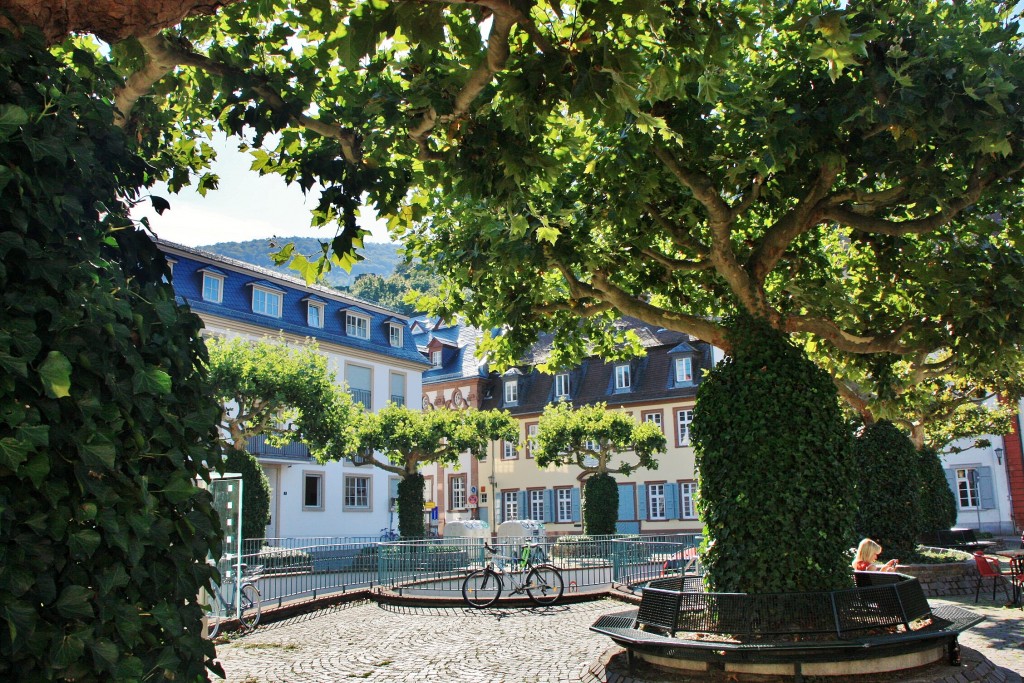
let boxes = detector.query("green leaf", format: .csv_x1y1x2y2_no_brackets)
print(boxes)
68,529,102,558
132,367,172,395
0,437,30,470
79,436,116,470
0,104,28,139
54,585,94,619
38,351,72,398
50,633,85,669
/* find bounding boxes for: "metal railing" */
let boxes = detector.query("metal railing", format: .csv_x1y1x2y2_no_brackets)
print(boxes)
349,388,371,408
232,533,702,607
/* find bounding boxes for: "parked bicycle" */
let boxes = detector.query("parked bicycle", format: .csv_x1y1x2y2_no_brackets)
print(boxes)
462,542,564,608
208,562,263,638
379,527,400,542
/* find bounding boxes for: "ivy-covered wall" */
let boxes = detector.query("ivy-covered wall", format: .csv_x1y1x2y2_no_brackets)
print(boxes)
0,30,223,681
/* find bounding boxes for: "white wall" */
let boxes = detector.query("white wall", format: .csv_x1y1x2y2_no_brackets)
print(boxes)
939,437,1014,534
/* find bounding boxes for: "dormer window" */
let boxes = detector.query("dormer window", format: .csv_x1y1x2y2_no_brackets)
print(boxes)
346,312,370,339
554,372,571,399
388,324,403,348
252,285,283,318
201,270,224,303
614,364,631,391
674,357,693,383
431,349,442,367
504,379,519,405
308,302,324,328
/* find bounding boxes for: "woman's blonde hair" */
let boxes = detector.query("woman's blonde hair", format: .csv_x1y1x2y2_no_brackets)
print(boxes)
853,538,882,567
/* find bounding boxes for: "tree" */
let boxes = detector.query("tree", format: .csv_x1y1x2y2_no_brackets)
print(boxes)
917,446,958,537
352,404,518,538
345,260,440,316
532,402,666,535
851,421,921,559
692,316,856,593
222,448,273,541
206,336,360,462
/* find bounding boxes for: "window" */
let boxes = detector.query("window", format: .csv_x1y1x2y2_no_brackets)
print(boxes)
202,273,223,303
676,409,693,446
252,287,283,318
344,475,371,509
502,440,517,460
390,372,406,406
681,482,698,519
555,372,570,399
643,411,664,433
502,491,519,521
956,468,980,508
303,472,323,511
556,489,574,523
449,475,467,510
674,357,693,383
389,324,403,347
346,312,370,339
529,490,545,520
648,483,666,520
307,302,324,328
431,349,442,367
504,379,518,405
526,423,538,459
614,364,631,391
346,364,372,408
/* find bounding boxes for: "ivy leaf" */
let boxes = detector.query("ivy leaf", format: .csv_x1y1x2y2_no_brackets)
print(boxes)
50,633,85,669
132,367,172,395
54,585,94,619
0,104,28,140
2,600,36,642
38,351,72,399
68,529,102,558
0,437,30,470
79,436,116,470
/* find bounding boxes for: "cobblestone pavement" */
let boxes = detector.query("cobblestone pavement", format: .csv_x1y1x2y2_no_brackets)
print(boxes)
214,596,1023,682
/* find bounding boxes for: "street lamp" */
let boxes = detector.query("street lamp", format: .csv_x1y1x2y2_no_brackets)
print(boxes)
995,447,1003,466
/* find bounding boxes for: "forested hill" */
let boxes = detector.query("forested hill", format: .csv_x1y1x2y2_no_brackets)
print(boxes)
200,237,403,288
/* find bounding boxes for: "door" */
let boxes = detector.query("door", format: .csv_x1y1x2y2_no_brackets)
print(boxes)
263,465,279,539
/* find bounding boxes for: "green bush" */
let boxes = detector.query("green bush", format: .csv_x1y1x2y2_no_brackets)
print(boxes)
583,472,619,535
916,446,958,536
852,421,921,559
0,30,222,681
397,473,425,538
222,449,272,541
692,314,856,593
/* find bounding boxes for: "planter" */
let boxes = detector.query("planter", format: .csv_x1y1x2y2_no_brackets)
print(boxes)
897,559,977,597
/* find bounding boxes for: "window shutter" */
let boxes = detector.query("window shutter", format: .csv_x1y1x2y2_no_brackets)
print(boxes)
570,488,581,522
496,494,503,524
479,507,489,525
665,485,679,520
943,468,957,499
544,489,554,523
638,484,648,520
978,467,996,510
617,484,635,521
518,491,528,520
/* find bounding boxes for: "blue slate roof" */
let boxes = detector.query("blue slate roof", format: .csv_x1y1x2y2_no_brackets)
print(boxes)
159,240,430,367
411,317,490,382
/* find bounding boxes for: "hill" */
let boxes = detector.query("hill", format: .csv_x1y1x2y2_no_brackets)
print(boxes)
200,237,403,288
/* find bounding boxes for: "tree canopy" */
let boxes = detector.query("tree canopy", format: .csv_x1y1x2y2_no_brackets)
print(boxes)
39,0,1020,439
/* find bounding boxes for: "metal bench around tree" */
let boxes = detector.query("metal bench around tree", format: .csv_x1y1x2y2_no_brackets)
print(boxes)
919,528,997,553
591,572,983,677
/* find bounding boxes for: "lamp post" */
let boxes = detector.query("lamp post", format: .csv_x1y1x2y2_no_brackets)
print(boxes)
487,474,497,533
969,469,982,532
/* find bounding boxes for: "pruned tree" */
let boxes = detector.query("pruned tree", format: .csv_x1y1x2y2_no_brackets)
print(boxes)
351,404,518,538
533,402,666,535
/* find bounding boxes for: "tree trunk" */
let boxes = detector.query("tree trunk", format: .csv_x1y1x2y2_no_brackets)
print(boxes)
0,0,241,45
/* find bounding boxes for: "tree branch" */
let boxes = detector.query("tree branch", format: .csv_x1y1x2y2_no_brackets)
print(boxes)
642,202,710,257
833,378,875,424
785,316,918,354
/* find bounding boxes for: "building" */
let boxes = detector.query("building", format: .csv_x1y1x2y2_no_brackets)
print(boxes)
160,240,429,539
415,316,719,536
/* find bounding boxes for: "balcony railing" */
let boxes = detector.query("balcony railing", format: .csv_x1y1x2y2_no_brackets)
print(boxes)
390,394,405,406
350,388,371,408
246,434,311,461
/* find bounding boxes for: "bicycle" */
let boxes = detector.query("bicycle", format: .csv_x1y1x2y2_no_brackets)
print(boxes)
207,562,263,638
379,527,400,542
462,542,564,608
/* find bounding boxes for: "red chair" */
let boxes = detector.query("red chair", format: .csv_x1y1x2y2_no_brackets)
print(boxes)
973,551,1012,604
1009,557,1024,608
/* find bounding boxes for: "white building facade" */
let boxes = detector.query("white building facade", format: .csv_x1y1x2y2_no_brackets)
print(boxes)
161,240,428,540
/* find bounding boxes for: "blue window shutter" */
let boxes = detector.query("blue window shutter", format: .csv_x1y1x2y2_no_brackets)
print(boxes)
496,494,503,524
479,507,489,525
638,484,648,520
617,484,635,521
665,485,679,519
518,491,528,519
978,467,996,510
544,489,554,523
570,488,581,522
943,468,957,499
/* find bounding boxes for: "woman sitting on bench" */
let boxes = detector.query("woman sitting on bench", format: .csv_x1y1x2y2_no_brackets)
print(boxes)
852,538,898,572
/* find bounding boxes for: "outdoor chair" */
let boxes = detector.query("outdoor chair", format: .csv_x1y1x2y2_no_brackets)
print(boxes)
972,551,1012,604
1009,557,1024,608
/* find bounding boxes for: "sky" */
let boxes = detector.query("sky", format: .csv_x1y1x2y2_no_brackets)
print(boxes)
131,134,392,248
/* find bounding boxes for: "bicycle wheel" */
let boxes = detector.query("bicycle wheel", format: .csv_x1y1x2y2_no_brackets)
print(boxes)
207,600,223,639
238,583,262,630
526,565,564,606
462,569,502,608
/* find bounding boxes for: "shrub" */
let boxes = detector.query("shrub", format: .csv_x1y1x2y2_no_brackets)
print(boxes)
916,446,958,535
397,473,425,538
223,449,272,541
0,30,222,681
692,314,856,593
583,472,619,535
852,421,921,559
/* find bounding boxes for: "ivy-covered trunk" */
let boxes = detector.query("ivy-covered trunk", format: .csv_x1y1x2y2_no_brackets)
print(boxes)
692,315,856,593
583,473,619,536
222,449,272,541
0,32,223,681
397,473,425,538
852,421,922,559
